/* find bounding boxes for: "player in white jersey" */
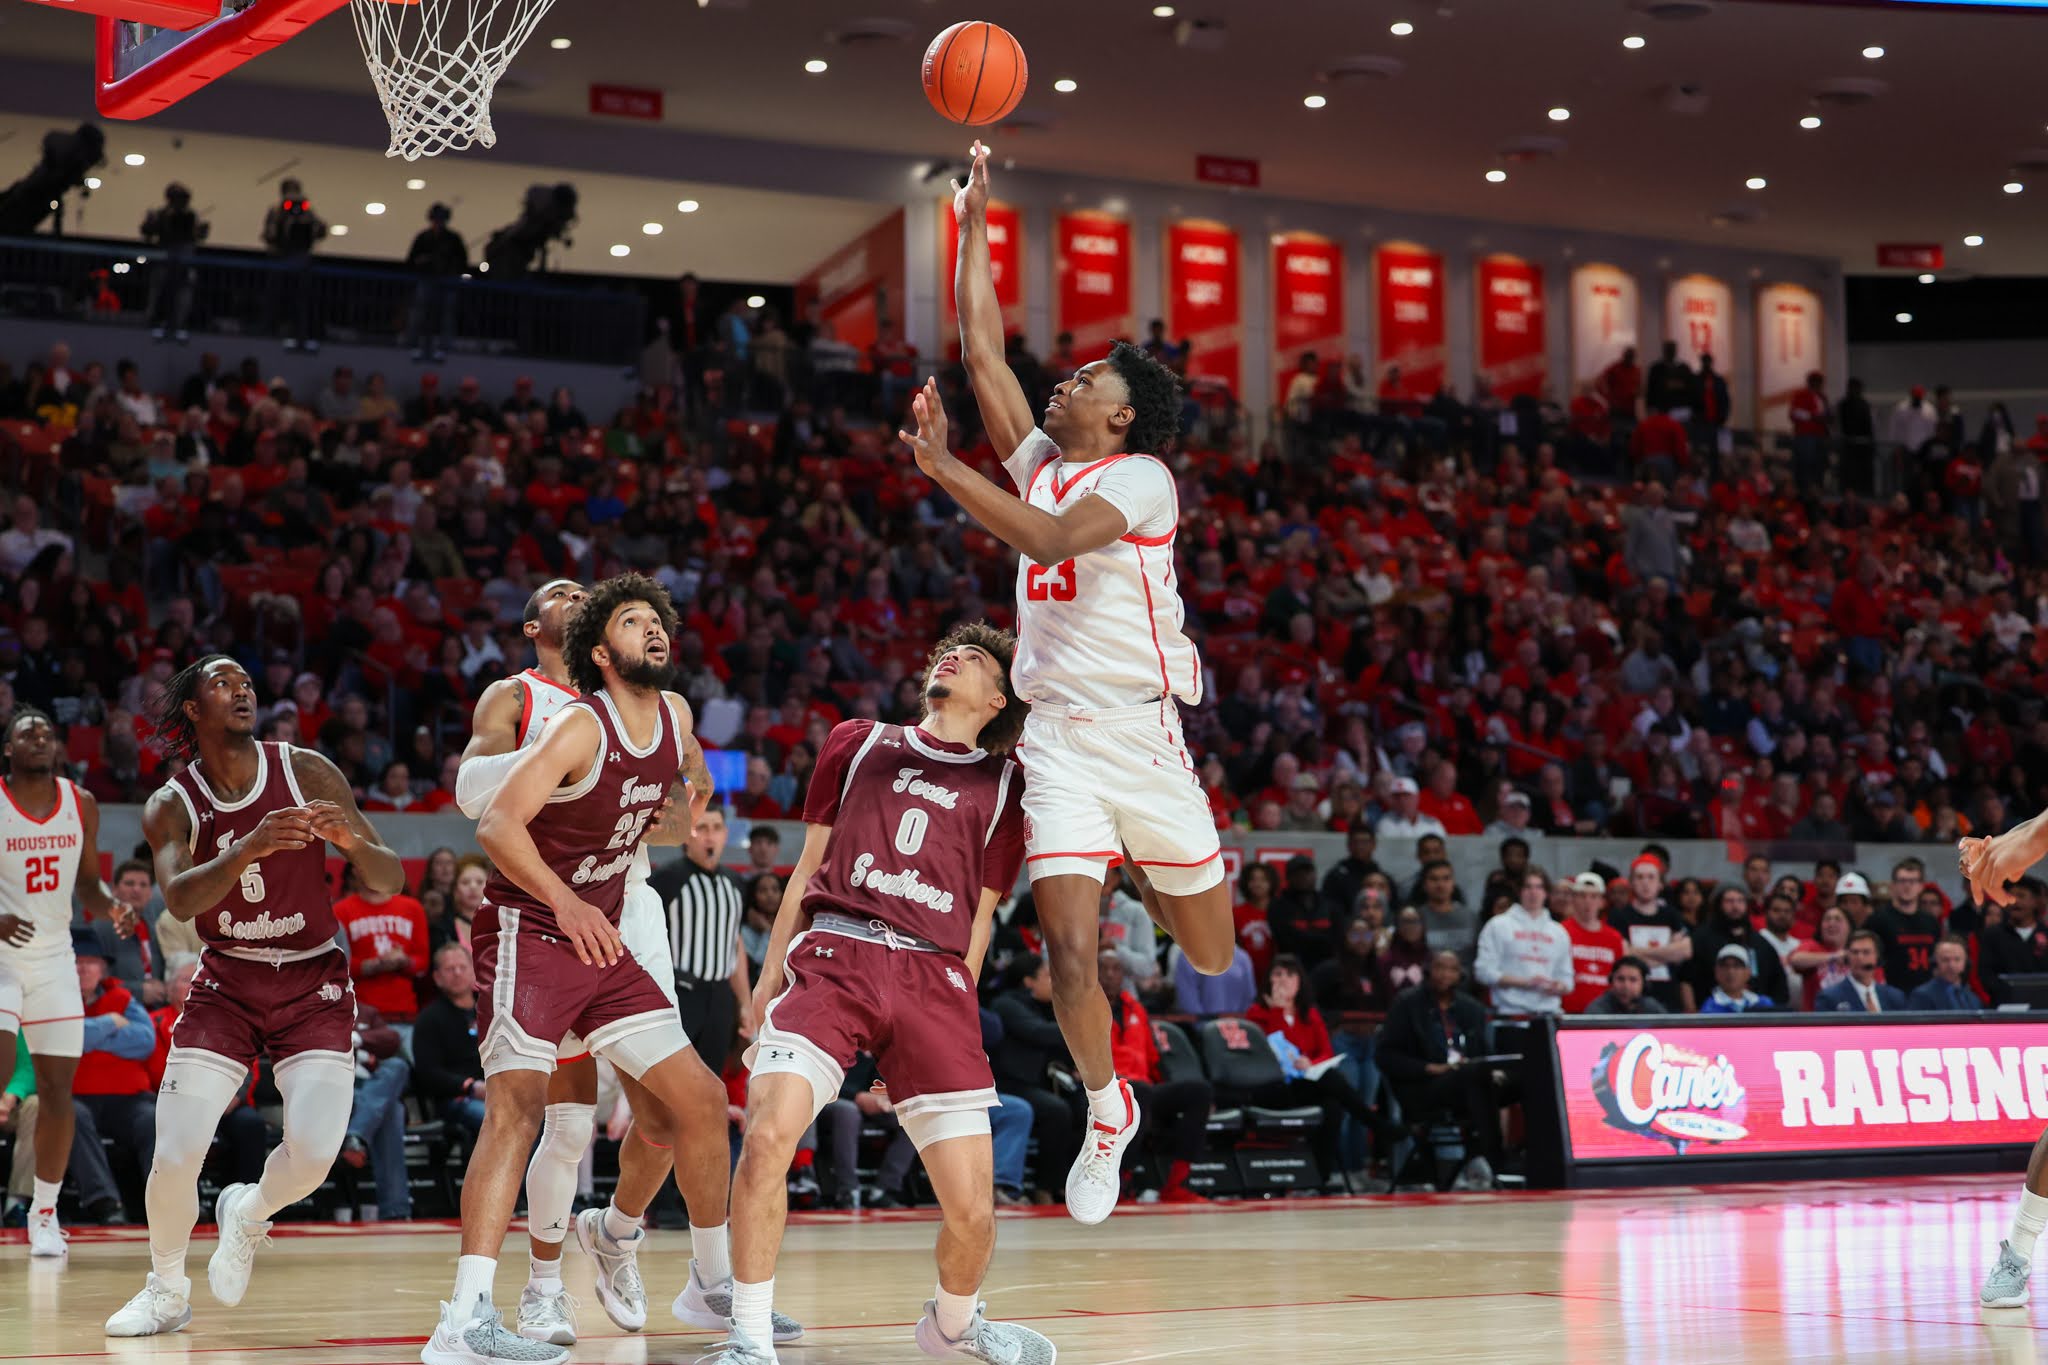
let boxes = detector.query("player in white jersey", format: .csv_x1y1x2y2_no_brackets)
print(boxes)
0,708,116,1257
457,579,739,1347
900,139,1237,1227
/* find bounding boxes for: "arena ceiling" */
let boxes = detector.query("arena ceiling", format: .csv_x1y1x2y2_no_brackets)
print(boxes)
0,0,2043,273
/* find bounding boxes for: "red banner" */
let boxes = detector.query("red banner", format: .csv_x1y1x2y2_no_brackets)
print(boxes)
1271,232,1344,401
1374,243,1445,400
1557,1020,2048,1162
940,200,1024,360
1164,219,1242,395
793,209,906,360
1475,254,1547,400
1054,210,1132,366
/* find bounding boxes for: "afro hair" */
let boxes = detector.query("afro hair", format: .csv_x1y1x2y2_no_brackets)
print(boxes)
1105,340,1184,456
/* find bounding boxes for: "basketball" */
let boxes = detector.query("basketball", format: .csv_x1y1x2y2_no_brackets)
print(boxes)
922,21,1028,126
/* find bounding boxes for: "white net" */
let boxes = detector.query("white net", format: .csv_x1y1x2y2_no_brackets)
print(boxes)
349,0,560,161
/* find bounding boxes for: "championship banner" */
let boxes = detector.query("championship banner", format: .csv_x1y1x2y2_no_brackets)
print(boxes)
1475,254,1546,400
1755,282,1823,434
1054,210,1133,365
1556,1019,2048,1162
940,199,1025,360
1374,242,1446,400
1664,273,1732,370
793,208,907,360
1569,263,1638,391
1164,219,1242,394
1271,232,1344,400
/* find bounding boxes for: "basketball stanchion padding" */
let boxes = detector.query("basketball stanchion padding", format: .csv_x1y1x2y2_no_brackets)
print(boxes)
347,0,559,160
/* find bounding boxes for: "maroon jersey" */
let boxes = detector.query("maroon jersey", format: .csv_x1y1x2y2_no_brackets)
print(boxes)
484,690,681,938
802,720,1025,958
164,741,337,955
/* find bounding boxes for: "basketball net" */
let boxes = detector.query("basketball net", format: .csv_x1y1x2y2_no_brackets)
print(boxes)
348,0,560,160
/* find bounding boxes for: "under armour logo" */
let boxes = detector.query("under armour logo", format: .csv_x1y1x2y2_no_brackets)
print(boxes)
610,751,622,762
762,1048,796,1063
161,1079,178,1093
883,739,901,747
814,946,835,958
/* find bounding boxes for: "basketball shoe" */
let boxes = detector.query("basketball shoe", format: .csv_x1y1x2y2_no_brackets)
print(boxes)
672,1259,806,1342
207,1183,274,1306
515,1284,579,1345
26,1207,66,1257
573,1207,646,1330
105,1273,192,1337
1065,1082,1141,1225
915,1299,1058,1363
1982,1240,2032,1308
422,1292,568,1364
692,1323,775,1365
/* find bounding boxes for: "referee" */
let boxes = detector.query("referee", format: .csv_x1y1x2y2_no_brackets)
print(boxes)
648,805,753,1075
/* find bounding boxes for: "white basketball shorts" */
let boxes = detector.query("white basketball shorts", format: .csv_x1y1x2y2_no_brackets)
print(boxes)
0,949,84,1058
1017,699,1223,897
558,880,680,1063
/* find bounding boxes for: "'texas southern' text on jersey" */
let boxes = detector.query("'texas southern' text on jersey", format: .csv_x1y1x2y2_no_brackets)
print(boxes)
165,742,339,954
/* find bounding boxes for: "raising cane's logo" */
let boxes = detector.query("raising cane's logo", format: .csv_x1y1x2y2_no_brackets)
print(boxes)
1590,1033,1750,1152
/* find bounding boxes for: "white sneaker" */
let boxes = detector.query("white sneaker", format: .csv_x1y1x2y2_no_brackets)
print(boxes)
572,1207,646,1331
422,1293,569,1364
1065,1082,1141,1226
206,1183,273,1307
1453,1156,1496,1192
671,1259,806,1342
105,1273,193,1337
915,1299,1058,1363
516,1284,579,1345
27,1208,67,1257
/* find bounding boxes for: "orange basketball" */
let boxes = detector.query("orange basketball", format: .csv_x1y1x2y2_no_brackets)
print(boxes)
922,21,1028,126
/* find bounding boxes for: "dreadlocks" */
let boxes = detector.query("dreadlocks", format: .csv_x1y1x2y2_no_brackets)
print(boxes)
1105,340,1184,456
154,653,234,763
919,621,1027,755
562,573,677,696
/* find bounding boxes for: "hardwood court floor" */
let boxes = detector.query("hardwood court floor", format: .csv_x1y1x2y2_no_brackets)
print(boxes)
3,1175,2045,1363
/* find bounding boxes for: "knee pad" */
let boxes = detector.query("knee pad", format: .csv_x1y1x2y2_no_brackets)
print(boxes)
539,1103,596,1162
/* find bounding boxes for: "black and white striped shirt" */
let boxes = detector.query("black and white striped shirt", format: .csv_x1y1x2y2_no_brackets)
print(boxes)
649,855,744,984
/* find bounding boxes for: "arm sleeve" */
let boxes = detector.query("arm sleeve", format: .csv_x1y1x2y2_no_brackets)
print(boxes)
982,765,1027,894
803,719,875,825
1090,457,1175,540
456,747,529,818
1001,428,1060,493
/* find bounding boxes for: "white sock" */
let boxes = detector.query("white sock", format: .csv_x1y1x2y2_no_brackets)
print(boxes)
528,1251,563,1295
603,1202,643,1243
732,1277,776,1356
151,1248,191,1297
691,1222,732,1286
2012,1189,2048,1262
31,1178,60,1214
452,1254,496,1324
934,1284,979,1340
1085,1078,1131,1129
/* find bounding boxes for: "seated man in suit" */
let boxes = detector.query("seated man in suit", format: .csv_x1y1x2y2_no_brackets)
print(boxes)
1377,950,1506,1191
1815,930,1907,1013
1906,935,1981,1012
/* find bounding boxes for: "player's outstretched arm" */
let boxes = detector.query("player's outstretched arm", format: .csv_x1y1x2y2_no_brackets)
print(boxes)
477,707,624,966
141,787,315,922
750,820,831,1022
901,378,1130,566
293,748,405,894
455,677,527,818
72,785,116,921
1962,808,2048,907
954,140,1035,463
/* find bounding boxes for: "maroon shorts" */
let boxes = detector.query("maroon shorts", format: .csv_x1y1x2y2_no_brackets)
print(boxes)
474,918,678,1077
750,930,995,1141
170,947,354,1075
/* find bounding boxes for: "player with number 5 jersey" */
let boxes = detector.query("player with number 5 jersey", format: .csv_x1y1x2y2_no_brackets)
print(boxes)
900,138,1237,1229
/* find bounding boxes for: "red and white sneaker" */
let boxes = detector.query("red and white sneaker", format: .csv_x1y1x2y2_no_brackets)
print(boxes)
1064,1082,1140,1226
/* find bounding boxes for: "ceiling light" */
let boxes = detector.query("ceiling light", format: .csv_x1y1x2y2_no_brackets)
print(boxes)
331,224,349,236
112,261,130,275
1389,21,1414,36
1745,176,1767,190
123,153,145,166
610,244,630,258
804,58,828,74
1547,107,1570,122
1485,169,1507,183
1054,78,1077,92
2006,181,2026,194
1862,45,1885,59
642,222,663,235
677,199,700,213
746,294,766,308
1799,115,1822,130
365,201,386,214
1152,4,1175,15
1918,273,1935,284
1303,93,1327,108
84,177,101,190
1895,312,1913,324
405,178,426,190
1622,35,1645,50
1965,234,1985,246
549,36,570,50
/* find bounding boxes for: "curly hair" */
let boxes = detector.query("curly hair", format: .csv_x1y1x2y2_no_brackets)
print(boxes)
1105,340,1184,456
562,573,677,696
919,621,1027,755
153,654,236,762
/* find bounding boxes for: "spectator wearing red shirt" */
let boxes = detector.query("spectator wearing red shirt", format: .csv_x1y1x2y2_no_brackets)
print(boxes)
1629,410,1689,482
1419,760,1483,836
732,755,787,820
1787,370,1831,492
1098,950,1212,1203
335,875,429,1022
1831,555,1888,675
523,455,587,523
1596,347,1642,417
1559,872,1627,1014
1232,861,1278,982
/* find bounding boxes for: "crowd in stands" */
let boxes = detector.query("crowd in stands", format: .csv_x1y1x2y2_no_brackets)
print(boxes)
4,317,2047,1216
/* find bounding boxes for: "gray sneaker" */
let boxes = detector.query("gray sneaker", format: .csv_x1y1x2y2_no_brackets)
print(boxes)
420,1293,569,1364
692,1322,777,1365
914,1300,1058,1364
672,1259,805,1343
1452,1156,1496,1192
1982,1240,2032,1308
572,1208,647,1330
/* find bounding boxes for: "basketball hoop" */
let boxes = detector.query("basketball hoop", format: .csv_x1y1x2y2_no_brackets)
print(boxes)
347,0,559,160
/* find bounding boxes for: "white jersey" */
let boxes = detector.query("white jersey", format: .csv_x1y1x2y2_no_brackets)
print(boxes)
0,777,85,958
512,669,652,889
1001,428,1201,710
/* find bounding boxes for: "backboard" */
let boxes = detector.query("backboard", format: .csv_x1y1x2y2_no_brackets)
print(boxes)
94,0,347,120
